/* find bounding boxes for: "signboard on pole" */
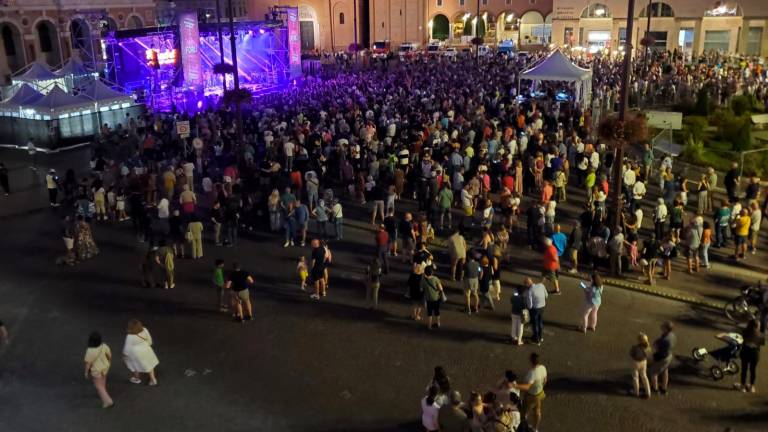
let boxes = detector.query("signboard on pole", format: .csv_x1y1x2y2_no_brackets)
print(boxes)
286,7,302,78
176,121,191,138
179,11,203,88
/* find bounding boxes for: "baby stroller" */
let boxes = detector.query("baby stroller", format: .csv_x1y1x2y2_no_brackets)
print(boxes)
691,332,743,380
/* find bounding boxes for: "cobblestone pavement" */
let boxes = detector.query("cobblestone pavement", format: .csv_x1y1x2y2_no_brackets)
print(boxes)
0,192,766,432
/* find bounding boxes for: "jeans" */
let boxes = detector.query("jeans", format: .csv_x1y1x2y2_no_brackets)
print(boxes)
334,218,343,240
269,210,281,231
377,246,389,274
530,307,544,342
715,225,728,246
284,219,296,243
740,345,759,386
225,221,238,246
307,190,318,210
699,243,710,267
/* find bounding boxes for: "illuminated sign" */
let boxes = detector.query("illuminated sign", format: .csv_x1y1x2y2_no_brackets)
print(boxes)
287,7,301,78
146,48,178,67
179,11,203,87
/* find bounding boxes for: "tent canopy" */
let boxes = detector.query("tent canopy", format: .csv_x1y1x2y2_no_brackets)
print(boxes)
13,62,58,83
520,50,592,82
28,85,93,115
0,84,45,107
54,58,93,77
79,80,133,105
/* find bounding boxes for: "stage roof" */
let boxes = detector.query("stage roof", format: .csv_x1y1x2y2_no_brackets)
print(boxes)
521,50,592,82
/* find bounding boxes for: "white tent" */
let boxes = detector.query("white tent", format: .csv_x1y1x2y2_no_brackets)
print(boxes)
519,50,593,105
79,80,134,108
27,85,93,119
12,62,65,94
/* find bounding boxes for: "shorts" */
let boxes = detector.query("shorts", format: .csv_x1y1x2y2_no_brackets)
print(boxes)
63,236,74,250
311,266,325,281
522,391,545,415
749,229,759,243
463,206,473,216
685,247,698,258
299,270,308,281
426,300,441,317
233,289,250,302
649,356,672,376
735,235,747,247
542,269,558,281
465,278,479,293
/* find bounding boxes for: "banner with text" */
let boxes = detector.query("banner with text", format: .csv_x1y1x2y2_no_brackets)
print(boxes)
287,7,302,78
179,11,203,88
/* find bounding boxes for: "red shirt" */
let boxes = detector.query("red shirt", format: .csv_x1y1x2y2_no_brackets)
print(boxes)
543,245,559,271
375,230,389,247
541,184,553,204
502,175,514,191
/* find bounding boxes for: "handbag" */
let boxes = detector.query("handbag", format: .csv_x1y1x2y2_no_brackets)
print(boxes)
522,309,530,324
185,230,194,241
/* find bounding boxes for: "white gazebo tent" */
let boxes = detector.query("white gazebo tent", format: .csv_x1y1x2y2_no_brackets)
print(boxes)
78,79,137,126
0,84,45,117
11,62,66,94
54,58,97,92
519,50,593,106
27,85,94,120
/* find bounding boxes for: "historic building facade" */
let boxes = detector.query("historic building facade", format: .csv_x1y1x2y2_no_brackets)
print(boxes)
550,0,768,57
0,0,157,83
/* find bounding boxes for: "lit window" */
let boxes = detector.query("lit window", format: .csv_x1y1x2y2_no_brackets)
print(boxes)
581,4,611,18
339,12,345,25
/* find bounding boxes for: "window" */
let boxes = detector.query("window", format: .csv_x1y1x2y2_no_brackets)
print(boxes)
459,0,465,6
437,0,442,6
564,27,574,45
703,30,730,52
506,0,512,4
2,26,16,56
704,2,741,17
38,23,53,53
639,2,674,18
747,27,763,55
339,13,345,25
482,0,488,5
581,4,611,18
619,27,627,45
647,31,668,52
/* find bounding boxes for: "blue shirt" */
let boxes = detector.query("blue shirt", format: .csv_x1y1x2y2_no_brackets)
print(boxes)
295,204,309,224
551,232,567,256
526,283,548,309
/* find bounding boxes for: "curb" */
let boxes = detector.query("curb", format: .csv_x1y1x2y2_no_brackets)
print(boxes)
595,276,722,310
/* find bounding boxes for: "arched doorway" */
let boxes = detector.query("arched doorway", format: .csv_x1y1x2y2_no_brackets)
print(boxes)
453,12,471,39
1,22,25,74
104,17,118,33
496,11,519,43
431,14,449,41
36,20,62,67
299,3,320,51
520,11,544,45
70,19,93,62
127,15,144,30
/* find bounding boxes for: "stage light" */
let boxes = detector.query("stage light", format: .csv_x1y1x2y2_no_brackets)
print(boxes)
259,29,266,35
197,100,203,109
506,14,514,23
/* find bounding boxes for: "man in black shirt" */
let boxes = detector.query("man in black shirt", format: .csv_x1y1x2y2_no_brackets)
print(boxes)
383,210,399,256
225,262,254,322
398,212,415,262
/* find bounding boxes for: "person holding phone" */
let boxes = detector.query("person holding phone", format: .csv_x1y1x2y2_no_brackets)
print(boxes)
579,272,604,333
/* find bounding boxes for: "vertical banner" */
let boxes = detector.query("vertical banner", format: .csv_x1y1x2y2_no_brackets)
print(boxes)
286,7,302,78
179,11,203,88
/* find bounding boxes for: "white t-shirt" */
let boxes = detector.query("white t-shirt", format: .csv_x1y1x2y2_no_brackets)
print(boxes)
524,364,547,395
420,397,440,431
284,141,295,157
157,198,170,219
183,162,194,177
460,189,472,208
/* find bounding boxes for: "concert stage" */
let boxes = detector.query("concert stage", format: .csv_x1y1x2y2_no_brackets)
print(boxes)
104,8,301,112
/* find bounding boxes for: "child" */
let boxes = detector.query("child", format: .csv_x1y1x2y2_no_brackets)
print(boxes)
116,189,128,221
213,259,226,311
624,238,639,269
94,185,106,221
297,256,308,291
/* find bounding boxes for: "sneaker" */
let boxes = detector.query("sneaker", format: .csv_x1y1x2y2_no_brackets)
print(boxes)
290,241,294,246
283,241,290,247
130,377,141,384
310,294,320,300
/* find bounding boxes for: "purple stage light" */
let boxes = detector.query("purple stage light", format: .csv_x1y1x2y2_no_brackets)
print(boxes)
197,100,203,109
259,29,266,35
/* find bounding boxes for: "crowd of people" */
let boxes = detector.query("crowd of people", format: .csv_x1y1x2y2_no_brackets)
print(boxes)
2,47,765,429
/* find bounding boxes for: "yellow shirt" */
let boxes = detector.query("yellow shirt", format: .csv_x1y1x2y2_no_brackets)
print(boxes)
84,344,111,377
736,215,751,237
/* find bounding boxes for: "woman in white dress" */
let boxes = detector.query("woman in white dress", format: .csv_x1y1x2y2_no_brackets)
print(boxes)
123,319,159,386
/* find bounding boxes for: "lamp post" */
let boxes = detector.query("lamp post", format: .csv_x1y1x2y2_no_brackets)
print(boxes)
352,0,359,64
226,0,244,149
609,0,636,233
643,0,652,71
475,0,480,63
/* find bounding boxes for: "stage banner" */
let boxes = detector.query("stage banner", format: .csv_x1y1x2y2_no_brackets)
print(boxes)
179,11,203,88
287,7,302,78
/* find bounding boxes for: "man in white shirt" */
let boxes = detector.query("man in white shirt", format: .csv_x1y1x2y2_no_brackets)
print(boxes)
460,185,473,217
182,161,195,189
653,198,668,239
514,352,548,432
283,141,295,172
45,169,59,206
